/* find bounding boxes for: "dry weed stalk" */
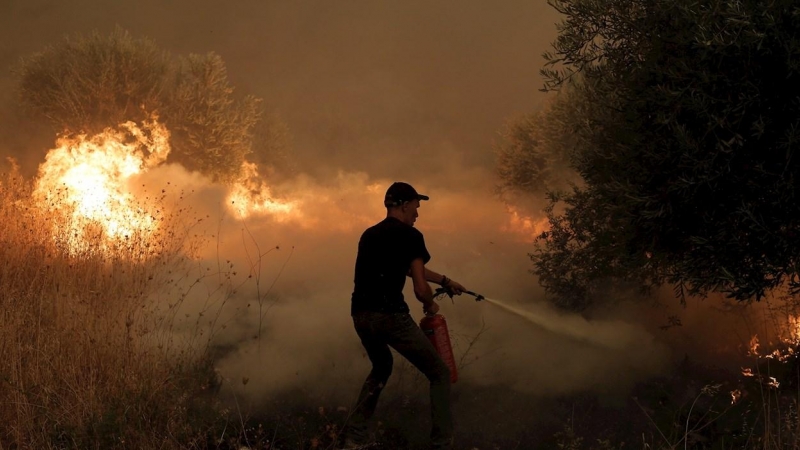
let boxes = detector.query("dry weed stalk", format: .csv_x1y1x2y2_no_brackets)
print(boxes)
0,169,222,449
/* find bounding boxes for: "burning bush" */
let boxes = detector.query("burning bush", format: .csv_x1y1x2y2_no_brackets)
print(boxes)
17,27,263,183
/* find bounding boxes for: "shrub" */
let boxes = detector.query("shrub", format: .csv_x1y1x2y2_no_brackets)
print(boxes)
17,27,263,183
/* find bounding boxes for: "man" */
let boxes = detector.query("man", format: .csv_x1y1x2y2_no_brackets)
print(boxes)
341,181,467,450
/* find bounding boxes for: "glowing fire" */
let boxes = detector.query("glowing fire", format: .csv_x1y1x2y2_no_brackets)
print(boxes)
502,205,549,243
740,313,800,391
730,389,741,405
787,315,800,345
747,335,760,356
227,161,300,220
33,120,169,254
226,167,384,233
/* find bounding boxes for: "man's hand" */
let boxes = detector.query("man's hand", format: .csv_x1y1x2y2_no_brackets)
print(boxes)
423,300,440,316
444,278,466,296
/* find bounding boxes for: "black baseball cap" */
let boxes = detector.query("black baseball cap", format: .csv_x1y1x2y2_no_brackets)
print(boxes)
384,182,429,207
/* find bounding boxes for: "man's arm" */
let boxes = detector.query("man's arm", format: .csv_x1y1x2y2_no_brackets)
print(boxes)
409,258,438,315
407,266,466,295
408,258,467,304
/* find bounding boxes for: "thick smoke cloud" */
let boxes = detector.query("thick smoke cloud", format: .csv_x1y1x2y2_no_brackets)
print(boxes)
131,162,669,406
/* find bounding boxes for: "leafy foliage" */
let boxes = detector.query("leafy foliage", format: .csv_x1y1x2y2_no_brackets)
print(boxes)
248,112,297,180
495,114,557,196
522,0,800,309
18,27,169,132
494,89,583,197
168,53,261,182
17,27,268,182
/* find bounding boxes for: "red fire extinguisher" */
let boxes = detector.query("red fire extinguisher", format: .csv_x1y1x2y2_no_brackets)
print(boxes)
420,313,458,383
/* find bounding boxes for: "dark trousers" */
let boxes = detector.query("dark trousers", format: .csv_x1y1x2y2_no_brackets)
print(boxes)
346,311,453,449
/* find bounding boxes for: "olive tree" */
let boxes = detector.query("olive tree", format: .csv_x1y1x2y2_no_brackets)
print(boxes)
507,0,800,310
17,27,267,182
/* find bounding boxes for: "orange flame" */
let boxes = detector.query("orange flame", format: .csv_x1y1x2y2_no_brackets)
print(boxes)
787,315,800,345
501,205,549,243
227,161,300,221
32,120,169,254
730,389,742,405
747,335,760,356
226,168,386,233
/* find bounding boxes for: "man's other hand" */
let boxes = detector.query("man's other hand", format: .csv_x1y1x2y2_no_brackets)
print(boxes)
423,301,440,316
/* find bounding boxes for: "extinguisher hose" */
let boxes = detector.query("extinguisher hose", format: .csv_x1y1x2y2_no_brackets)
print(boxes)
434,286,485,302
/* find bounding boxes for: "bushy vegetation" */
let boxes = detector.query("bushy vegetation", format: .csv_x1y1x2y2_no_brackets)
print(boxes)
2,27,310,450
16,27,268,183
497,0,800,311
492,2,800,445
494,87,583,199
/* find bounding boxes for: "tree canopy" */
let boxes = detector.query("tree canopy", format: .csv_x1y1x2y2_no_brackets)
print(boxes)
504,0,800,310
494,89,582,199
17,27,268,183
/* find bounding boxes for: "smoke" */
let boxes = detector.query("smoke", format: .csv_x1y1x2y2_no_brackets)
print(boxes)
127,159,670,406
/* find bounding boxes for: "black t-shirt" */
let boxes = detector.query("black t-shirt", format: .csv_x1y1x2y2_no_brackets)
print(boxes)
351,217,431,314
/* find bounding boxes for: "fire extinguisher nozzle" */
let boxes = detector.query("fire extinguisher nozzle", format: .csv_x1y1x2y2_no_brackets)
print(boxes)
465,290,485,301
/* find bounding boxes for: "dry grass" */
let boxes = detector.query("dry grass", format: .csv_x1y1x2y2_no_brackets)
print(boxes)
0,168,225,449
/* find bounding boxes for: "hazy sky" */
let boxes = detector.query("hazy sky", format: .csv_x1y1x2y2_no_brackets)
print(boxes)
0,0,560,182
